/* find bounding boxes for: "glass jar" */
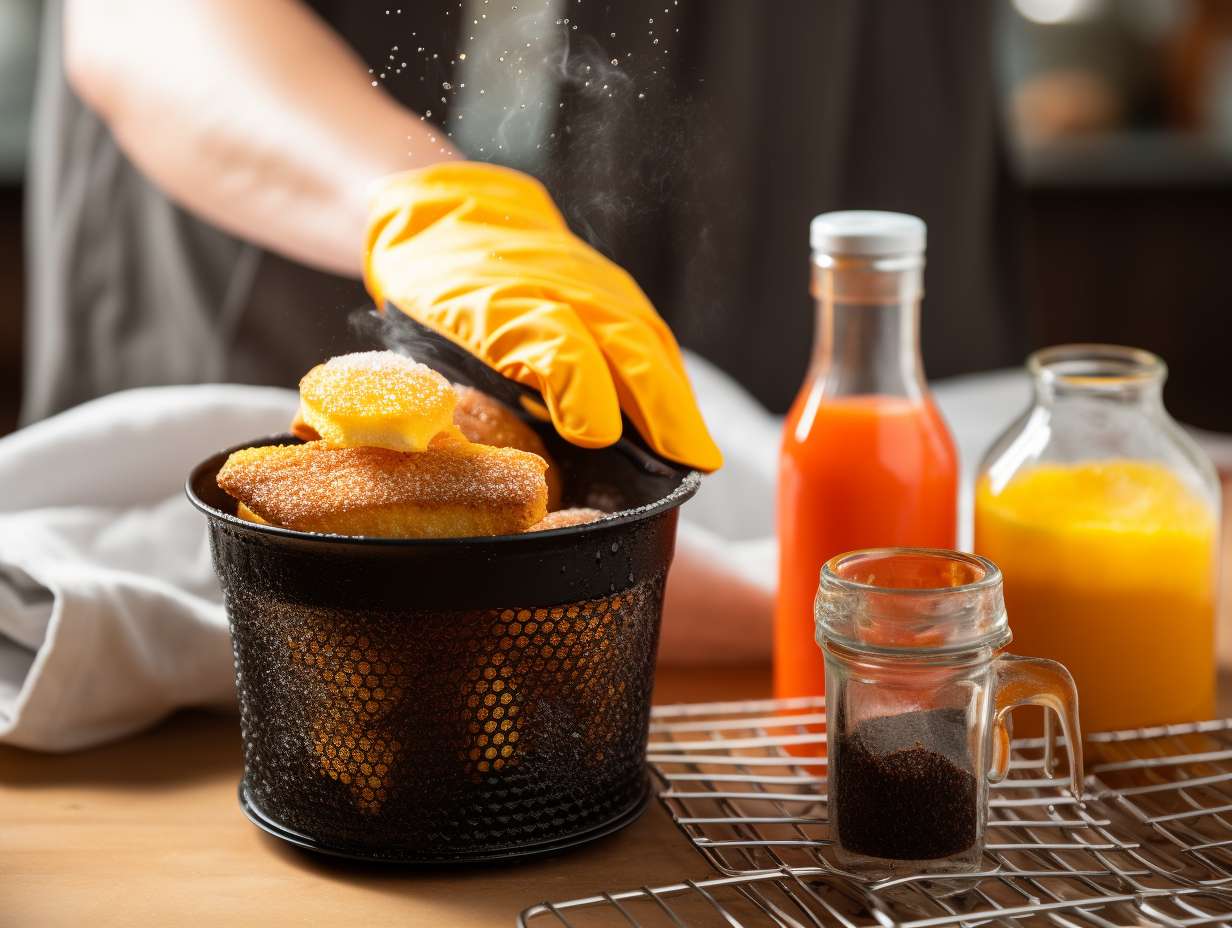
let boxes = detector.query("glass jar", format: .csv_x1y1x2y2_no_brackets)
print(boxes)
975,345,1221,734
815,547,1082,879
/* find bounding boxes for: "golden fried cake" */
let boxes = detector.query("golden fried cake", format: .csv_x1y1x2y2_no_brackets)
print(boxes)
298,351,456,452
452,385,562,510
292,382,562,509
218,440,548,538
526,508,607,532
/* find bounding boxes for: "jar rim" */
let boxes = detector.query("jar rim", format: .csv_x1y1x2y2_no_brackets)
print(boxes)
820,547,1002,596
816,548,1011,657
1028,343,1166,390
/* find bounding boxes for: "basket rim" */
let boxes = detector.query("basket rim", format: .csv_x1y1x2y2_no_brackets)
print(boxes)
186,433,702,548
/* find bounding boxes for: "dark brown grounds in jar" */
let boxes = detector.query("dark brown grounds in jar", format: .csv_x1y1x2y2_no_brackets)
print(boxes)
832,707,978,861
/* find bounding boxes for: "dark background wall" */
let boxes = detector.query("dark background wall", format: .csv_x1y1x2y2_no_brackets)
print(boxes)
1024,179,1232,434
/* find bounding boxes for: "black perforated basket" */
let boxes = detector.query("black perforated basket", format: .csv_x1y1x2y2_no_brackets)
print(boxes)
187,432,698,863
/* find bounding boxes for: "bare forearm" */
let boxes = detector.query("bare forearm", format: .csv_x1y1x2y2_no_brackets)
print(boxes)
658,542,773,666
65,0,459,277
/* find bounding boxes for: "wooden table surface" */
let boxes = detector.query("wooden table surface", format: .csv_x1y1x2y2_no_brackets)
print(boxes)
3,480,1229,927
0,667,772,928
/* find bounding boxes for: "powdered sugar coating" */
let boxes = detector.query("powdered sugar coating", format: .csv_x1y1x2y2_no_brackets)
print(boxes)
299,351,456,452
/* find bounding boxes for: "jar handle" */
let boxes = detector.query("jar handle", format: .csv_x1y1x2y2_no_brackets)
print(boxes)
987,654,1083,798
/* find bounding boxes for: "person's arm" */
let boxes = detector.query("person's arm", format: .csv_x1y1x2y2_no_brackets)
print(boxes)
64,0,459,277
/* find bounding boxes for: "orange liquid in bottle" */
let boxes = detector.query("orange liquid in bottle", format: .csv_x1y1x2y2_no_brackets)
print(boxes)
775,393,958,700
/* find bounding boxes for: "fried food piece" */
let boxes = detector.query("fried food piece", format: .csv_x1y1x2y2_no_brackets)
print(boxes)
298,351,456,452
289,409,318,443
291,382,563,508
526,508,607,532
452,385,562,510
235,502,268,525
235,426,540,536
218,440,548,538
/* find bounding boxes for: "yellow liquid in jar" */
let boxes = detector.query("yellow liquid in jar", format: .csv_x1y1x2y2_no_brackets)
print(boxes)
975,460,1216,734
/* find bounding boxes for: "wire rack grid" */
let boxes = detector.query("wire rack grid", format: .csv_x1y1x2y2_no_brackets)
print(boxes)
519,697,1232,928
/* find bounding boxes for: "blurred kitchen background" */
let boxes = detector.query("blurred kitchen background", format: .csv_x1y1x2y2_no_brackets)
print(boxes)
0,0,1230,437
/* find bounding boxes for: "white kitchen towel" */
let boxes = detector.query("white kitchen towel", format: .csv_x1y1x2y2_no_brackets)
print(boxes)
0,385,298,750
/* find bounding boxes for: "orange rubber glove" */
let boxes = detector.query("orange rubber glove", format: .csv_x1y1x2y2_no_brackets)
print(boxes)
363,162,722,472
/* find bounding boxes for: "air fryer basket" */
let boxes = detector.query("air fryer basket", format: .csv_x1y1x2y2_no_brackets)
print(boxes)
188,432,699,863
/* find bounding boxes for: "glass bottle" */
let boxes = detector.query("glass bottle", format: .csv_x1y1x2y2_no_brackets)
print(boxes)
975,344,1221,734
776,212,958,702
816,547,1083,878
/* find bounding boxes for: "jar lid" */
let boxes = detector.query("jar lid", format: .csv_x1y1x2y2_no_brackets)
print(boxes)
815,548,1010,657
810,211,926,257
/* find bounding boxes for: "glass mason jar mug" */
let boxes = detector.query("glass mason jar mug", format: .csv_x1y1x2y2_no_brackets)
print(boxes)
815,548,1083,878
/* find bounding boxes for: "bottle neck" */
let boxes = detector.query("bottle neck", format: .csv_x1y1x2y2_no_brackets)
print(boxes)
809,255,927,398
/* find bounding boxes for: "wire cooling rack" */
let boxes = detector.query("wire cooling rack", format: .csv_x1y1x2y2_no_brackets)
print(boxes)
519,698,1232,928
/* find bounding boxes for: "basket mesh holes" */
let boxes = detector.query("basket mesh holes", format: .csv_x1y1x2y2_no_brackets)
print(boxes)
227,573,665,857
